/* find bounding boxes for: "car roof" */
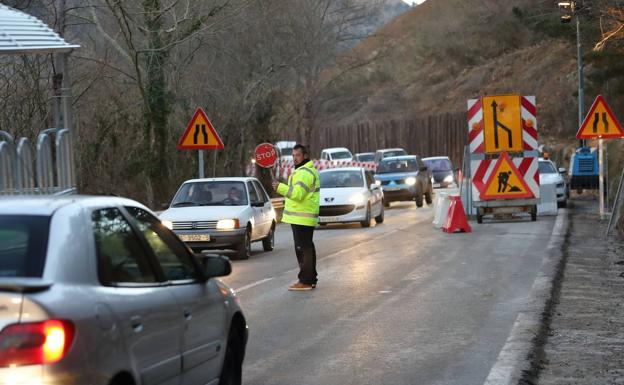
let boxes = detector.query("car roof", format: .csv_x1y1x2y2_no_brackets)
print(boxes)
322,147,351,153
422,156,450,161
355,152,374,156
377,148,405,153
319,167,365,173
380,155,417,161
0,195,146,216
183,177,257,183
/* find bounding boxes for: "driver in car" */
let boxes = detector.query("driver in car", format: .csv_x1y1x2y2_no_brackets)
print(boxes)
226,187,242,204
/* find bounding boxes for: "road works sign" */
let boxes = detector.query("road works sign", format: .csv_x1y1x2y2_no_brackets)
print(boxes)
480,152,534,200
177,107,224,150
482,95,524,154
576,95,624,139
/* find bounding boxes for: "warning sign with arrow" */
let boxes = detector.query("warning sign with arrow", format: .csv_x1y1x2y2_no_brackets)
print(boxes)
480,152,534,200
482,95,524,154
576,95,624,139
177,107,224,150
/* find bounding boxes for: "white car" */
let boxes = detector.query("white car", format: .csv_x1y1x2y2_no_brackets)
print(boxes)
318,167,384,227
539,158,568,208
160,177,276,259
320,147,353,163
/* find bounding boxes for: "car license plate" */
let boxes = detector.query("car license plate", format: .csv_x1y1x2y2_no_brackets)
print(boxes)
433,183,441,188
319,216,339,223
384,187,399,191
179,234,211,242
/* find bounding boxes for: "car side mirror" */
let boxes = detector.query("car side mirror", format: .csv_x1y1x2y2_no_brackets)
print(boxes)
197,253,232,278
558,167,567,174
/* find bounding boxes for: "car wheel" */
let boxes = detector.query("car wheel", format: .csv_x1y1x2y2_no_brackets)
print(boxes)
235,227,251,260
531,205,537,222
477,207,484,224
374,204,384,224
425,185,433,205
262,224,275,251
414,187,423,208
360,204,371,228
219,326,244,385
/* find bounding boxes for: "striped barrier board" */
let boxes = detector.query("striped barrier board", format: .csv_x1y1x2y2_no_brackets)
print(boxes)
470,156,540,202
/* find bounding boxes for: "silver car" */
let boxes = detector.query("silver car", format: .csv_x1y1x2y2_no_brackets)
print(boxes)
0,195,247,385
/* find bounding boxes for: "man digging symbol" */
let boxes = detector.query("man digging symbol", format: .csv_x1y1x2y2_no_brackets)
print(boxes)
497,171,522,193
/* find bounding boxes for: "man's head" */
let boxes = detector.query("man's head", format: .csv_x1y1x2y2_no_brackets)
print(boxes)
228,187,241,200
292,144,309,165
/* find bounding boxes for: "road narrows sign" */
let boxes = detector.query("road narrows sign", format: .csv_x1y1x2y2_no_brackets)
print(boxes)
254,143,278,168
576,95,624,139
177,107,224,150
481,152,534,200
482,95,524,154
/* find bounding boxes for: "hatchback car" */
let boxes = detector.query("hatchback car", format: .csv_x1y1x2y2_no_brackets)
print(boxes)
539,158,568,207
319,147,353,163
160,177,276,260
318,167,384,227
374,155,433,208
0,195,247,385
423,156,457,188
373,148,407,164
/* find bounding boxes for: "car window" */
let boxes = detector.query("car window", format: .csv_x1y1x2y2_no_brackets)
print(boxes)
383,150,407,159
247,181,260,204
357,154,374,162
252,181,269,203
426,158,452,171
320,170,364,188
377,158,419,174
331,151,352,160
125,207,199,282
92,208,157,285
0,215,49,278
171,181,248,207
539,161,557,174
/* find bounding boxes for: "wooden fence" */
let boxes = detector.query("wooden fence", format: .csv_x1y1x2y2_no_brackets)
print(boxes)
311,112,468,168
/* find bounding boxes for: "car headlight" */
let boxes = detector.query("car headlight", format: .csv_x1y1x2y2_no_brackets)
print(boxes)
405,177,416,186
443,175,454,183
349,194,366,205
161,220,173,230
217,219,240,230
374,180,381,186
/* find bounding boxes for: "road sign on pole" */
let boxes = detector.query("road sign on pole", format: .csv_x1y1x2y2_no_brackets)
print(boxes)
576,95,624,139
177,107,224,150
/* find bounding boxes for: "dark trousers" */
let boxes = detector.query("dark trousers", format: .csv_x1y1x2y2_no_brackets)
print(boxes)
290,224,317,285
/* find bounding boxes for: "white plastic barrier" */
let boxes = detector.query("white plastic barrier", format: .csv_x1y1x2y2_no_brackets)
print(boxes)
537,183,558,215
433,192,451,228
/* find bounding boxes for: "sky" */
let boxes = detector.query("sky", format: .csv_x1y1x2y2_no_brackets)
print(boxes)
401,0,427,5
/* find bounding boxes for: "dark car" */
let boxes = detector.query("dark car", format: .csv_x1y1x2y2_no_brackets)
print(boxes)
423,156,457,188
373,155,433,208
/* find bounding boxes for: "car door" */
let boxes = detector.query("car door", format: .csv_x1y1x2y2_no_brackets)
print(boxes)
246,181,264,240
90,207,182,385
125,207,227,385
252,180,272,236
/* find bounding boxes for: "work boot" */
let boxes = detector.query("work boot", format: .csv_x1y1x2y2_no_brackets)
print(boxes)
288,282,314,291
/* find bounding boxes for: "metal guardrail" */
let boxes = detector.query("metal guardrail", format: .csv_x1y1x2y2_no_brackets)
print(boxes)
0,128,75,195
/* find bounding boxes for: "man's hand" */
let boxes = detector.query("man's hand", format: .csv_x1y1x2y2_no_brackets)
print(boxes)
271,180,280,191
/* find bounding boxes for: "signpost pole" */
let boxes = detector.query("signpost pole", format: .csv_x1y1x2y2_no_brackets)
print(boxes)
198,150,204,178
213,150,217,178
599,139,604,219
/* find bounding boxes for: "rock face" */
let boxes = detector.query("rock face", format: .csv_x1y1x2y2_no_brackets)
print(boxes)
315,0,580,139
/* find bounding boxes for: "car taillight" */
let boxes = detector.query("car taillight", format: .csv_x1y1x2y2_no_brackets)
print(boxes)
0,320,75,367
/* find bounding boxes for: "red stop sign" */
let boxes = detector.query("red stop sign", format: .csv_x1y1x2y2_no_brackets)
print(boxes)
254,143,278,168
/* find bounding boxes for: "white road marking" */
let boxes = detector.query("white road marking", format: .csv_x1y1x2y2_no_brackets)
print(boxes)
236,277,274,293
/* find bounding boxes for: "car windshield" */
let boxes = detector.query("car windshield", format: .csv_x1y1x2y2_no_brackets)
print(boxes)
377,159,418,174
0,215,50,278
331,151,352,160
171,181,248,206
356,154,374,162
539,161,557,174
320,171,364,188
426,158,452,171
382,150,407,159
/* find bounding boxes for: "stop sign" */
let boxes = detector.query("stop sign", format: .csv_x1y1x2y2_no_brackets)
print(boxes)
254,143,278,168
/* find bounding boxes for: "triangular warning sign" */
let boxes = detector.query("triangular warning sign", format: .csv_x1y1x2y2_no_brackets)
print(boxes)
576,95,624,139
481,152,534,200
177,107,224,150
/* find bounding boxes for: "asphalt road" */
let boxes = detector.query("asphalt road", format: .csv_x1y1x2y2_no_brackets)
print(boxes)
221,198,558,385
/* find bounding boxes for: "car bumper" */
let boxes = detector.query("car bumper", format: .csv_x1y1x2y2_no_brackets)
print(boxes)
432,181,456,189
318,204,367,223
172,228,247,251
555,185,567,202
381,185,417,202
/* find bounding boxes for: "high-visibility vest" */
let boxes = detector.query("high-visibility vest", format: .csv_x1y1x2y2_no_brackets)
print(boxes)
276,160,320,227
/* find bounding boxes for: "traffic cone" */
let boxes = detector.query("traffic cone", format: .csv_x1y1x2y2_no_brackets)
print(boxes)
443,196,472,233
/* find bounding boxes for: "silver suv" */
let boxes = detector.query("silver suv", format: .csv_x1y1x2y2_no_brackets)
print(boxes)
0,195,247,385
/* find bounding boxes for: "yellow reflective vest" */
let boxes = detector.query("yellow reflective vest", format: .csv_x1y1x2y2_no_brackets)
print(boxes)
276,160,320,226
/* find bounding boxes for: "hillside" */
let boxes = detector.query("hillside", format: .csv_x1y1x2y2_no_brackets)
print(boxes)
316,0,580,142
